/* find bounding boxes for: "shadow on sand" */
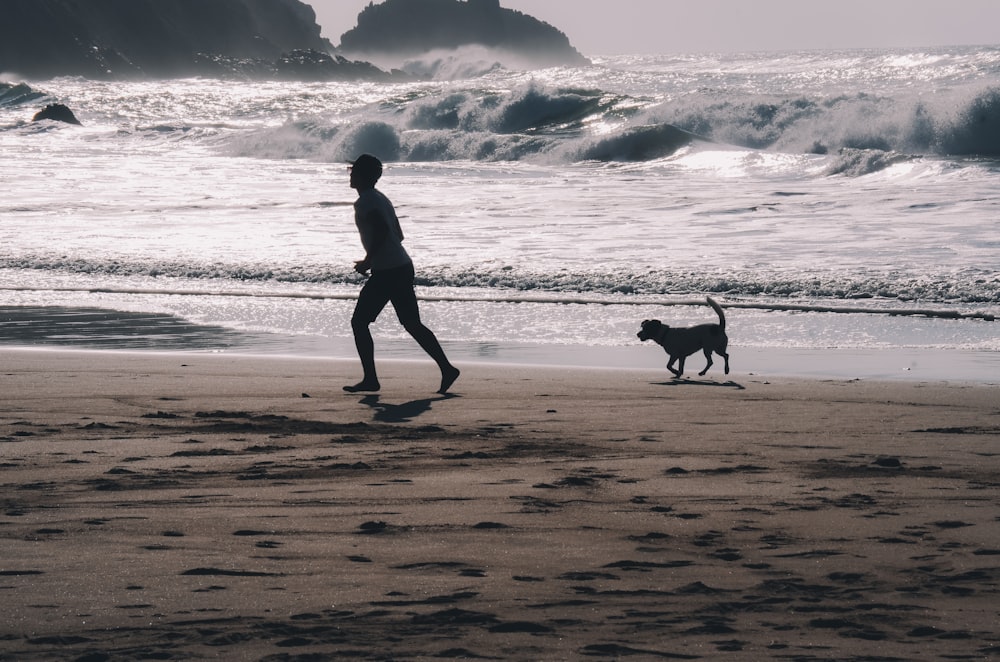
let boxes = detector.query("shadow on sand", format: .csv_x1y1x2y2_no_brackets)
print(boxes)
653,379,745,390
357,393,459,423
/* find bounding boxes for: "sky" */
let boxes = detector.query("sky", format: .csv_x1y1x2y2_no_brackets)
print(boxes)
304,0,1000,55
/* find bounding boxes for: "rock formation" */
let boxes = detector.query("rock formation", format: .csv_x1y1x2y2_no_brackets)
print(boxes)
0,0,589,81
0,0,343,79
32,103,82,125
339,0,590,67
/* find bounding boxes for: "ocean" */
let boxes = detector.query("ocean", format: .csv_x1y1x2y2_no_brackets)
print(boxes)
2,47,998,381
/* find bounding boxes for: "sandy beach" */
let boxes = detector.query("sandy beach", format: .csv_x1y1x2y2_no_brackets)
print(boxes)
1,348,998,660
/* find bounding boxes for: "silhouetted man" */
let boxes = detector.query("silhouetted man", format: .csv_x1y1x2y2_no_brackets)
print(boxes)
344,154,459,394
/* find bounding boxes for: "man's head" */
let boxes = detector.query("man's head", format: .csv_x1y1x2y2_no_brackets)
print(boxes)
348,154,383,189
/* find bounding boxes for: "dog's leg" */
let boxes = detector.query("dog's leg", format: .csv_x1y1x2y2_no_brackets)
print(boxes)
698,348,713,376
717,339,730,374
667,356,682,377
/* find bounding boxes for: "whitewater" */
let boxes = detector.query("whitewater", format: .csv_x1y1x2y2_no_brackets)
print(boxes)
1,46,998,381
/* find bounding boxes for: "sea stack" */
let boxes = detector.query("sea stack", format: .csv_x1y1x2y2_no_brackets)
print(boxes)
338,0,590,67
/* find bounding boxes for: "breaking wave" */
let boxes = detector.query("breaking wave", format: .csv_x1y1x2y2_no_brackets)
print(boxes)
10,47,1000,169
2,255,997,307
0,82,46,107
936,86,1000,156
219,81,1000,170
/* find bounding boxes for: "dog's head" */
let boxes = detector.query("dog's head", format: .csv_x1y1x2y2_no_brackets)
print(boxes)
637,319,666,341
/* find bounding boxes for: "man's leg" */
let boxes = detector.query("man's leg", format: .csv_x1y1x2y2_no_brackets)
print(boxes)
345,275,391,393
391,268,460,393
402,318,460,391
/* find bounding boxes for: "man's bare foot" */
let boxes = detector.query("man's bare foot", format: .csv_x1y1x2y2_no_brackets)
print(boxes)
438,366,460,394
343,380,380,393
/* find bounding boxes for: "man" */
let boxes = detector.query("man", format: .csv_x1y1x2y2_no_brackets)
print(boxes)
344,154,460,394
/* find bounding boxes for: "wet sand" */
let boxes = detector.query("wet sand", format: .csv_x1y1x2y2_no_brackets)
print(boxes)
1,349,998,660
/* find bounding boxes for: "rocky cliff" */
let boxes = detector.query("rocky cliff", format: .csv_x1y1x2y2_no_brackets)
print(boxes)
339,0,590,67
0,0,589,81
0,0,352,79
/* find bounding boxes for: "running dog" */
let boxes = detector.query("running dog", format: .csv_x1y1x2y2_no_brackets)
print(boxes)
637,297,730,377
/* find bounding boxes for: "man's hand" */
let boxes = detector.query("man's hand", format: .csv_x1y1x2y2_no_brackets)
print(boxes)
354,259,371,274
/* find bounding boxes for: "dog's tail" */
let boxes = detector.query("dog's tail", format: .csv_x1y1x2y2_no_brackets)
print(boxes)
706,296,725,330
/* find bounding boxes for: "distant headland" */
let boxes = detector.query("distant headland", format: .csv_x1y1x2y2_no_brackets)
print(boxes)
1,0,338,80
0,0,588,81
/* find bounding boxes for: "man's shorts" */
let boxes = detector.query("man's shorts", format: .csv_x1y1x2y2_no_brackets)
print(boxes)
353,263,420,325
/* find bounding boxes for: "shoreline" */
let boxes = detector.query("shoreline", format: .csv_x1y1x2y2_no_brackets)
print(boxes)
2,304,998,384
1,349,997,659
2,340,998,385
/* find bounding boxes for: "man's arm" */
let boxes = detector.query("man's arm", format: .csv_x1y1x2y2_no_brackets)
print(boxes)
355,209,388,274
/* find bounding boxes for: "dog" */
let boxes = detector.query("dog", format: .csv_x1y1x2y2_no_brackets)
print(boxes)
637,297,730,378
